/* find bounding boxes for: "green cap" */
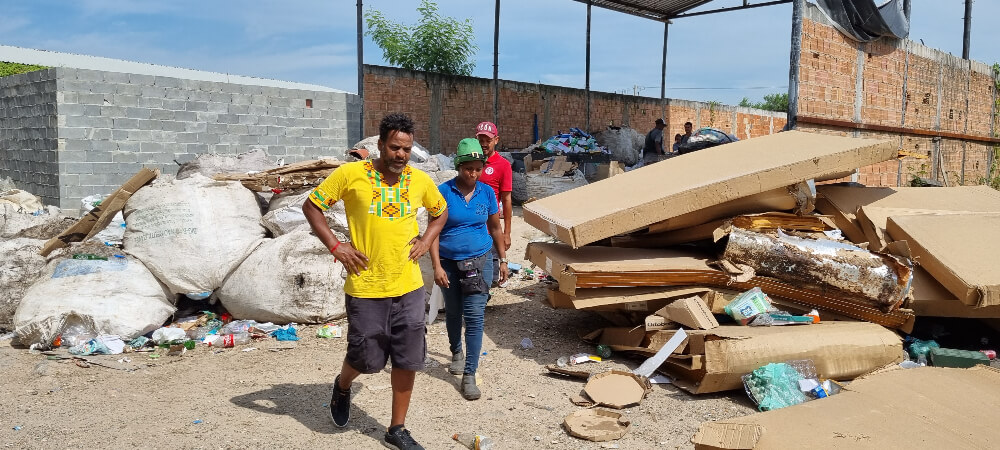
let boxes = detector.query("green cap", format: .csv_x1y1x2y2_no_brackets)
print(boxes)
454,138,485,169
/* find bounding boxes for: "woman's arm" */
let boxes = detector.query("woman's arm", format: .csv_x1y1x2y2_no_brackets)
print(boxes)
487,213,509,283
430,235,449,288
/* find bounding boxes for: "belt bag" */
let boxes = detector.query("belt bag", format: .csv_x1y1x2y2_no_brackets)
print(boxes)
456,253,489,295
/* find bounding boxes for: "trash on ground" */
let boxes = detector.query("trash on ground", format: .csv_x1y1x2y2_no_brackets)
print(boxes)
453,432,495,450
316,324,343,338
563,409,631,442
583,370,651,409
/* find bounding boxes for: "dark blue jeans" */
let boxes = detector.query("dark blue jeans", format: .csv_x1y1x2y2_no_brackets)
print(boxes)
440,253,493,375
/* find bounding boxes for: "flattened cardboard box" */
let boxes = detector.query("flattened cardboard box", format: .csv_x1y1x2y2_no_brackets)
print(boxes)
662,321,903,394
692,366,1000,449
906,267,1000,318
887,213,1000,307
546,285,713,311
523,131,895,248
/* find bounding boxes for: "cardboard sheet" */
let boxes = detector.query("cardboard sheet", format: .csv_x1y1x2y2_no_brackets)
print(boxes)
906,267,1000,317
545,285,713,310
665,322,903,395
887,213,1000,307
526,242,915,329
645,186,804,234
692,366,1000,449
658,297,719,330
817,185,1000,247
522,131,894,248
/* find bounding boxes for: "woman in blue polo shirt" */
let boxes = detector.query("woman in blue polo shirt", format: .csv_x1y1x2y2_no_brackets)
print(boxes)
430,138,509,401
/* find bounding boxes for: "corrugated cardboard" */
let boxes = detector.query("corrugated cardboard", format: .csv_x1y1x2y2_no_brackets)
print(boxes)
663,322,903,394
817,185,1000,246
526,242,915,329
887,214,1000,307
644,314,673,331
692,366,1000,449
583,370,652,409
645,186,805,234
546,285,713,310
523,131,895,248
658,297,719,330
563,409,631,442
906,267,1000,317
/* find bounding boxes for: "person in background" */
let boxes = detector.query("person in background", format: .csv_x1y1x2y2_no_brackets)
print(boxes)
474,121,512,287
431,138,509,400
304,112,447,450
642,118,666,164
672,133,683,153
680,121,694,143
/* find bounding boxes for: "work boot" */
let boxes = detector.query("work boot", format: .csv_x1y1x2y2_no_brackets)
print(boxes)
448,351,464,375
330,375,351,427
461,374,481,400
383,424,424,450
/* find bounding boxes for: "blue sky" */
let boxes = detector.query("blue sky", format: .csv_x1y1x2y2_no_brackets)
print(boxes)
1,0,997,105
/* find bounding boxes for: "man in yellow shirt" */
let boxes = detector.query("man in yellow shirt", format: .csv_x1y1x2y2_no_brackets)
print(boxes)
303,113,447,450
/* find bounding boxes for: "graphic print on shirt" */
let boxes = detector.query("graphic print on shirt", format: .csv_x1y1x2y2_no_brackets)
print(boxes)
364,161,412,220
484,166,495,175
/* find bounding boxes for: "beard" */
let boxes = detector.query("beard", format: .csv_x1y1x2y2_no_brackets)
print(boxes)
387,160,408,174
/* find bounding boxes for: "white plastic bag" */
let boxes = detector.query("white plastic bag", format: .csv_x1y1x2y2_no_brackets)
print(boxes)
13,255,175,346
122,174,265,297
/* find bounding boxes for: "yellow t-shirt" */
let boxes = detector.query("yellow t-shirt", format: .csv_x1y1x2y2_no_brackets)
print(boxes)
309,161,446,298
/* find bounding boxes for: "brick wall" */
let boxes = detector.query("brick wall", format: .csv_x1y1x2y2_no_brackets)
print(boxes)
0,68,59,205
363,65,785,154
797,2,997,187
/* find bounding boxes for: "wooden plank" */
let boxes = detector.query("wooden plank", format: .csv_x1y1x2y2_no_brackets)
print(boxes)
40,168,159,256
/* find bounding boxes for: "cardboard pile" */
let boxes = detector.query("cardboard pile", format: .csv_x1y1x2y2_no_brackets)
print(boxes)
522,131,943,394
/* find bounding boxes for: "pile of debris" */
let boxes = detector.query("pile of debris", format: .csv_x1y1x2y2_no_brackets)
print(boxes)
3,149,457,352
519,130,1000,443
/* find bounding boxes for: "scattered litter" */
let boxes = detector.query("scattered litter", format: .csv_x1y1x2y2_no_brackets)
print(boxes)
563,409,630,442
742,360,818,411
583,370,651,409
453,432,495,449
13,425,22,431
649,375,672,385
241,347,258,353
520,337,533,349
273,325,299,341
192,420,203,424
317,324,342,338
633,329,687,378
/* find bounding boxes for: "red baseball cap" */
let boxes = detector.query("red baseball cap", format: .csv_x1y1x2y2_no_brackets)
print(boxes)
475,121,498,138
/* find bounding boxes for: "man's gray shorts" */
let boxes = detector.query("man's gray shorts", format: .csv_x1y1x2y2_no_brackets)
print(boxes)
344,287,426,373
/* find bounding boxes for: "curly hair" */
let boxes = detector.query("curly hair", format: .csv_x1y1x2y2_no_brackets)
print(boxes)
379,113,415,142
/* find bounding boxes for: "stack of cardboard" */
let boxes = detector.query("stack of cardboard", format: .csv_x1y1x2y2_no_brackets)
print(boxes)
522,131,929,394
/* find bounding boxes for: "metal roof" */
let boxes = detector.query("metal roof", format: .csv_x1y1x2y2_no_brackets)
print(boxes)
572,0,792,21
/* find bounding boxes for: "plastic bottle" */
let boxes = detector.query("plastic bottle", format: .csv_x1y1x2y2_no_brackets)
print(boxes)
595,344,612,359
211,332,250,348
452,432,494,450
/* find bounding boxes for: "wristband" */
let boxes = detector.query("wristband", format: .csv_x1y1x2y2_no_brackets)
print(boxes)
329,241,341,254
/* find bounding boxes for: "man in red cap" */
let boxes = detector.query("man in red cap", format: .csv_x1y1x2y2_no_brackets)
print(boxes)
474,121,511,286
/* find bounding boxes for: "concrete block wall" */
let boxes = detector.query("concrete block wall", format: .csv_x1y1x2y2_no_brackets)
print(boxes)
363,65,785,154
48,68,359,215
798,1,997,187
0,68,59,205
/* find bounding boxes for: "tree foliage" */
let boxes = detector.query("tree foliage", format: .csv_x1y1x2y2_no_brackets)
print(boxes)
365,0,477,76
738,93,789,112
0,61,47,78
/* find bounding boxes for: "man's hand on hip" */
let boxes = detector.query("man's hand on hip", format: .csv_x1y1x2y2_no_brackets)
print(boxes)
333,242,369,275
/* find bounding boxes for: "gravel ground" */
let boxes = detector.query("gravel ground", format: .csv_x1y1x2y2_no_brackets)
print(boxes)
0,211,755,449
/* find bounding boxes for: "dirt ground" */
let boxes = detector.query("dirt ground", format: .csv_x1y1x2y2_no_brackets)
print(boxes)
0,210,756,449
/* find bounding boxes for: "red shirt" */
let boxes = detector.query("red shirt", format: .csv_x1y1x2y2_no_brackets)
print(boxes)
479,151,512,213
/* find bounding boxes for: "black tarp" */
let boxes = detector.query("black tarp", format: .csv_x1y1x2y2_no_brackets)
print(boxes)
816,0,910,42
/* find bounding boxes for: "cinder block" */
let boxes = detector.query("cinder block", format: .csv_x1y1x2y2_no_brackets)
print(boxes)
209,92,230,103
112,94,139,107
112,118,139,129
228,104,249,115
238,114,258,125
100,106,126,118
153,76,183,89
137,119,160,130
259,135,279,145
198,133,221,144
248,105,268,116
184,122,207,133
217,114,239,124
78,93,107,105
139,142,164,153
129,130,153,141
125,107,152,120
238,135,260,144
75,69,104,82
129,73,155,85
173,111,198,121
86,150,113,162
175,132,199,143
91,140,116,152
150,109,175,120
165,89,188,100
58,150,87,162
186,101,209,112
116,141,140,153
112,152,138,163
206,102,229,114
185,143,209,154
187,90,210,102
138,97,163,108
162,99,186,110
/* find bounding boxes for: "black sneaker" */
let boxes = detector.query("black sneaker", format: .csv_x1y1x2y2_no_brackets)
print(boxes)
383,425,424,450
448,351,465,375
330,375,351,427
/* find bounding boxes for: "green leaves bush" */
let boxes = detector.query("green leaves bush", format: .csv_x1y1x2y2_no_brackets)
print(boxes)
365,0,477,76
0,61,48,78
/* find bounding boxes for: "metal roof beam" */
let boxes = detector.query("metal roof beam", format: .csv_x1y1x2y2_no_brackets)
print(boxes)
569,0,669,21
670,0,792,19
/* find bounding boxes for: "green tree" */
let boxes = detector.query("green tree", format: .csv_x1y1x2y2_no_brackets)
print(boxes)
738,93,789,112
365,0,477,76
